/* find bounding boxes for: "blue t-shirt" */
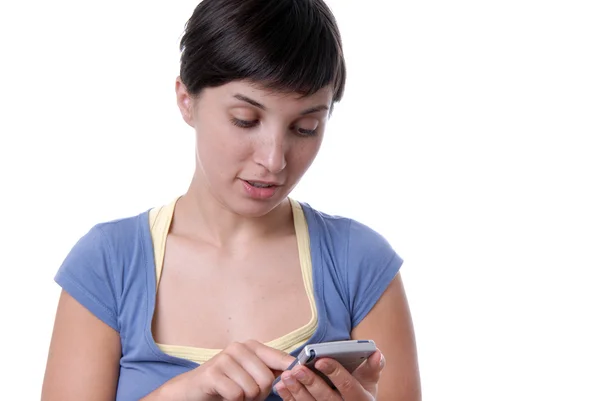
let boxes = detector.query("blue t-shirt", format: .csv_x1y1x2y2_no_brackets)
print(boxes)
55,201,403,400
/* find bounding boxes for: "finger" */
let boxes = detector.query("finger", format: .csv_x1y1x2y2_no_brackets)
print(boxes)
272,369,285,378
274,383,296,401
289,364,341,401
352,350,385,383
278,369,320,401
224,342,275,398
214,352,262,399
210,374,246,401
315,358,367,400
244,340,296,372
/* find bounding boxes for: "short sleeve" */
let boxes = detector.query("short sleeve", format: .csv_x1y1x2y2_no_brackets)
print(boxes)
54,225,120,332
346,220,403,328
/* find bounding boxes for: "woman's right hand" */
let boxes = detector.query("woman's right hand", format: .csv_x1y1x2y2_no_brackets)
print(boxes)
148,340,295,401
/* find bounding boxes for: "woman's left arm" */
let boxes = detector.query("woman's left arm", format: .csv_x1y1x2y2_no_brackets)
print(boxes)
351,272,421,401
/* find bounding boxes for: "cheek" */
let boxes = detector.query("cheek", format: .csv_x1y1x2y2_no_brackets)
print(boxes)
287,138,322,171
197,121,253,162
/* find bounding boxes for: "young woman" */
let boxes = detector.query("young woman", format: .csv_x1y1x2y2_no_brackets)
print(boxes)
41,0,421,400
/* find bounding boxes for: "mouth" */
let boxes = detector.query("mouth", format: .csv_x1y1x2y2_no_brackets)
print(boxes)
243,180,281,188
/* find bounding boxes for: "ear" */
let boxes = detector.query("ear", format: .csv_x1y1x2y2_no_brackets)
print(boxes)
175,77,195,127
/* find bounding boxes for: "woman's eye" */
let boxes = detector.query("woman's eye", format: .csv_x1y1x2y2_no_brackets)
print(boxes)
231,118,258,128
294,118,319,137
297,127,318,137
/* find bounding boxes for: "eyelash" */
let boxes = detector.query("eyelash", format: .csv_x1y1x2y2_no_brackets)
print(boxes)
230,118,258,129
230,118,318,137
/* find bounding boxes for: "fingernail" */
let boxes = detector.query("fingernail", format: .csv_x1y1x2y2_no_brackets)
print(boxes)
379,353,386,369
283,373,296,385
317,359,334,374
293,368,306,381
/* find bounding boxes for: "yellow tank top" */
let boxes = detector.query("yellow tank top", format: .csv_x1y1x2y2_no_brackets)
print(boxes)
148,197,318,363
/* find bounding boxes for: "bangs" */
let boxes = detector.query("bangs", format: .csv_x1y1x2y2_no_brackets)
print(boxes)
180,0,346,101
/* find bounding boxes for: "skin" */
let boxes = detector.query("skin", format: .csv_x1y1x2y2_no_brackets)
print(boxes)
273,274,421,401
41,78,421,401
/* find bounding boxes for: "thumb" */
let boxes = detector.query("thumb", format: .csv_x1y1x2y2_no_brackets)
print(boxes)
353,350,385,384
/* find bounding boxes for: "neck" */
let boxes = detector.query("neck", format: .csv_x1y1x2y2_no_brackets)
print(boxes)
173,175,293,248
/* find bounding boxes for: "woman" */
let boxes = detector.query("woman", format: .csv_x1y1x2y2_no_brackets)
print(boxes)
41,0,421,400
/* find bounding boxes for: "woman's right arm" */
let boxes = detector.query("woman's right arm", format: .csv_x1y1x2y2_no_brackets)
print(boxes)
42,290,297,401
141,340,296,401
41,290,122,401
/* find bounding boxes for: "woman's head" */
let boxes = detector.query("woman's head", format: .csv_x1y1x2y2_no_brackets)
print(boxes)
176,0,346,218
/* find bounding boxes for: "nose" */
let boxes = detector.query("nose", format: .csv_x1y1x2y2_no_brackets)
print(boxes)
254,130,287,174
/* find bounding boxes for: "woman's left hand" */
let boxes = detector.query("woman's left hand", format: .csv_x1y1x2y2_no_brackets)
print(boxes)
273,349,385,401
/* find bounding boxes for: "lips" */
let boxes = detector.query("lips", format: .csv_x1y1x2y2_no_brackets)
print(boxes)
240,179,281,199
243,180,281,188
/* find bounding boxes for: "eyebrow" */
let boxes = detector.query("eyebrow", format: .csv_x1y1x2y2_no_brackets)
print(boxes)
233,94,329,115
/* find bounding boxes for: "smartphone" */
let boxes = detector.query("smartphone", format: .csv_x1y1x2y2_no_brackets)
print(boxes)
272,340,377,391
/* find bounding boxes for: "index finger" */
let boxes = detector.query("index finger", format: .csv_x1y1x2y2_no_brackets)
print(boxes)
244,340,296,372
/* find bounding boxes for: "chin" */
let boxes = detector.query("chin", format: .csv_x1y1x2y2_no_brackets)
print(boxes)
228,196,288,218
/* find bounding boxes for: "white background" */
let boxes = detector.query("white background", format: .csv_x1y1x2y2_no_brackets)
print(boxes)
1,0,599,399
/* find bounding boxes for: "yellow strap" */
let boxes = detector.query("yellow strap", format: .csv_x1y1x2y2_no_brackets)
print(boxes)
149,198,317,363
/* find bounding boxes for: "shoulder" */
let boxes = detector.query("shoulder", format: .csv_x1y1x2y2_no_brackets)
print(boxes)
91,209,149,244
54,209,151,331
65,208,152,283
298,201,398,255
70,209,150,259
298,201,403,327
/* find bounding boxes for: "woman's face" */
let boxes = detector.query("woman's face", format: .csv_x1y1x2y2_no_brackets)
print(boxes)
176,79,333,217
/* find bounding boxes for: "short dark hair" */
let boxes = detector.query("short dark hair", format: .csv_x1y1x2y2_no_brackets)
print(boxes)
179,0,346,102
